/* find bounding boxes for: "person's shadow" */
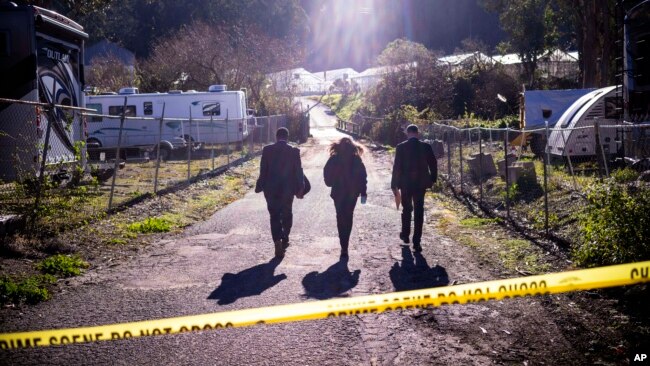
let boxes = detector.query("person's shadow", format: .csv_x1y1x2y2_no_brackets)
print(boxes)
389,245,449,291
208,257,287,305
302,257,361,300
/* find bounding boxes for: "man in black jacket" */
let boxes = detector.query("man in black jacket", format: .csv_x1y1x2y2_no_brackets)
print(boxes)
255,127,304,258
390,124,438,252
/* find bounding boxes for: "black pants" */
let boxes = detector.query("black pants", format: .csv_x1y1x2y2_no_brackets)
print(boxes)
265,194,294,242
400,187,426,245
334,196,358,249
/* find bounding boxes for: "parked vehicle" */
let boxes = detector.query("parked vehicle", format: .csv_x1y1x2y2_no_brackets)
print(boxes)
84,85,252,159
0,3,87,181
547,86,621,158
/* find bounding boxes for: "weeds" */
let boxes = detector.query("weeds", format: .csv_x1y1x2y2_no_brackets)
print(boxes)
531,210,560,231
501,183,520,203
498,239,549,274
460,217,500,227
127,217,171,233
37,254,89,277
0,274,56,304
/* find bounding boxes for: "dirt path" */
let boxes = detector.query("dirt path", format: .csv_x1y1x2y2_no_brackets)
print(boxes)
0,104,629,365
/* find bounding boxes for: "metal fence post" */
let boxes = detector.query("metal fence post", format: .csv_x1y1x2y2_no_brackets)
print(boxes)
459,130,463,193
226,110,230,167
187,109,192,182
560,129,578,191
544,121,550,236
79,110,87,178
33,78,58,227
240,119,245,159
594,121,609,177
266,115,270,143
504,128,510,220
446,131,451,183
210,114,215,170
478,127,483,204
154,103,166,194
108,96,127,210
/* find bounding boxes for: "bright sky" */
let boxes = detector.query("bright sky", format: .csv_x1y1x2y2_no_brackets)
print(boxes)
304,0,504,71
308,0,398,70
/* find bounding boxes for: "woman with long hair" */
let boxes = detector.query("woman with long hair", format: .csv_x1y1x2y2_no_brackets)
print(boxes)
324,137,367,258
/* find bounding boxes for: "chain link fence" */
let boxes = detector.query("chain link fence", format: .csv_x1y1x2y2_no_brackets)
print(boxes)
337,113,650,244
0,96,289,233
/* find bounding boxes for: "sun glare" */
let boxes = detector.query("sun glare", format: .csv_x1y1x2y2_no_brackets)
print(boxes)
310,0,393,68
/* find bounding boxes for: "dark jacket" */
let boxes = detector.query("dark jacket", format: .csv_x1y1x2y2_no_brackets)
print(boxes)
256,141,304,197
391,137,437,190
324,154,367,200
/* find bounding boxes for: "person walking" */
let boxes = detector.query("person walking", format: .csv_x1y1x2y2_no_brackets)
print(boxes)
391,124,437,252
255,127,305,258
324,137,367,258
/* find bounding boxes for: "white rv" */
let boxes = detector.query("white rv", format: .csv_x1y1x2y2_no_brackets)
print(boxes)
548,86,621,158
84,85,251,158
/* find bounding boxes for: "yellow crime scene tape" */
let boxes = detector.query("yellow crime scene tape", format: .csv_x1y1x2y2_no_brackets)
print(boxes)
1,261,648,350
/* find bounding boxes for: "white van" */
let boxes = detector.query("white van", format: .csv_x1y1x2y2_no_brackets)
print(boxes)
84,85,251,158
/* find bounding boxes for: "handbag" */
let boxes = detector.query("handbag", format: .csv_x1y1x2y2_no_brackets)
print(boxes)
296,175,311,199
302,175,311,195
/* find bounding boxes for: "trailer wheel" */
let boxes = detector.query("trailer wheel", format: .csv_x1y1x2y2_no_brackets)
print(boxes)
154,144,172,162
87,138,102,160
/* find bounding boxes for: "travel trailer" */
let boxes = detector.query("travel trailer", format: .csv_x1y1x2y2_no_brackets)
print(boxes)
547,86,621,158
84,85,252,159
0,3,87,181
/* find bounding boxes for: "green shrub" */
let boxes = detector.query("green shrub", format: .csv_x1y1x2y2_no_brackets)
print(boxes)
127,217,171,233
574,181,650,266
611,167,639,183
500,183,520,203
37,254,89,277
0,275,56,305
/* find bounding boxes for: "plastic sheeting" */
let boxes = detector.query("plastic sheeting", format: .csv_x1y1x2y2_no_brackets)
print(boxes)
524,88,595,130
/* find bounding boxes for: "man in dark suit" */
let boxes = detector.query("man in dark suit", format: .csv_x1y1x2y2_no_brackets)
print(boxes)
255,127,304,258
391,124,438,252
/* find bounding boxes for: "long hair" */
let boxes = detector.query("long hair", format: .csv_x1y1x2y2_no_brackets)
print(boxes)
329,137,363,158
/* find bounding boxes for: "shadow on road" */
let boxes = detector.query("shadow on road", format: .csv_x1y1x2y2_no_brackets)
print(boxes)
302,257,361,300
208,257,287,305
389,245,449,291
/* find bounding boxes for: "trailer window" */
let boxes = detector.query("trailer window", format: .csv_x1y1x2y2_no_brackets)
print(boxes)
0,31,9,57
202,102,221,116
86,103,103,122
108,105,136,117
144,102,153,115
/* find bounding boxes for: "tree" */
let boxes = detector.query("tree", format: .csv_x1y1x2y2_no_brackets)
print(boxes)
376,38,433,68
483,0,552,88
138,22,303,112
85,53,138,93
370,40,453,120
71,0,308,59
555,0,618,88
456,37,489,54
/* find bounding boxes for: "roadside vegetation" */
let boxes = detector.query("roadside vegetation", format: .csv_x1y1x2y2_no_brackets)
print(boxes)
0,159,259,306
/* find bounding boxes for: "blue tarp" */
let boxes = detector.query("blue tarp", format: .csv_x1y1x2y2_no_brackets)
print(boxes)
524,89,595,130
